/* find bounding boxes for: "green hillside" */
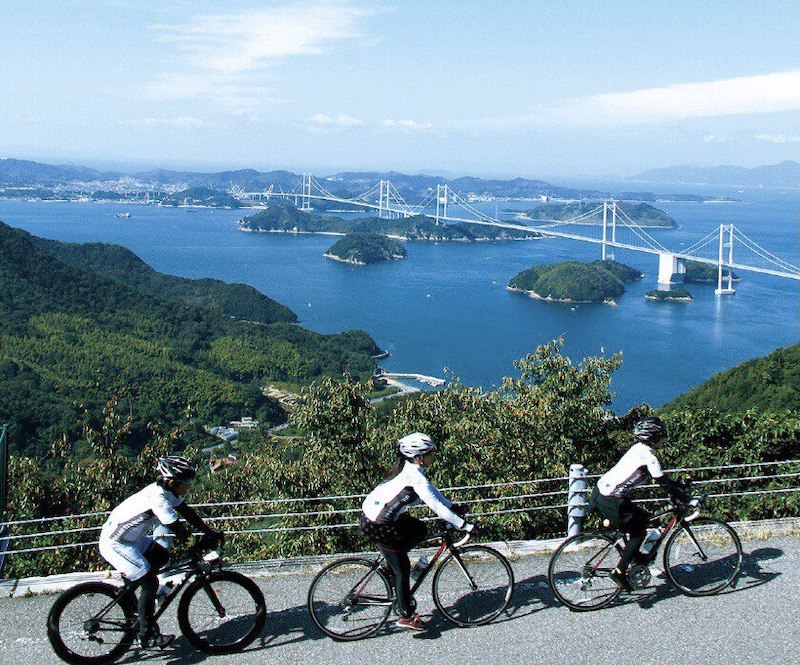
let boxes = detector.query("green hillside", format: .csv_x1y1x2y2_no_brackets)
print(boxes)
31,235,297,324
325,233,407,265
0,221,379,455
663,343,800,413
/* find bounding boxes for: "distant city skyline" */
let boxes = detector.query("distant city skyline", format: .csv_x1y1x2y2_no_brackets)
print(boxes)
1,1,799,178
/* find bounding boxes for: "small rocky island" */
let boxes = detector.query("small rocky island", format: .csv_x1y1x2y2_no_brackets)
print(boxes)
645,288,693,302
507,259,642,305
525,201,676,228
324,232,407,265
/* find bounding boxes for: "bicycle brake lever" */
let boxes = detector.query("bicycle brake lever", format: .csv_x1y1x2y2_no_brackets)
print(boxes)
453,531,472,547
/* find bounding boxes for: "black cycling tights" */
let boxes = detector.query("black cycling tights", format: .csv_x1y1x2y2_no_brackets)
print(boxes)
618,502,649,571
136,540,171,639
381,548,413,619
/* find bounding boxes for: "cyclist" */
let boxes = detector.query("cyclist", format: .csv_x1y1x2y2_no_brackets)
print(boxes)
98,455,223,649
590,417,688,591
360,432,474,632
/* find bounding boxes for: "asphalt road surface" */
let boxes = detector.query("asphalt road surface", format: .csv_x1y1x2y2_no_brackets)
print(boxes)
0,535,796,665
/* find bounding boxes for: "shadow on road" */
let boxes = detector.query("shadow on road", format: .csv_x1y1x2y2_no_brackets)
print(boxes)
117,546,786,657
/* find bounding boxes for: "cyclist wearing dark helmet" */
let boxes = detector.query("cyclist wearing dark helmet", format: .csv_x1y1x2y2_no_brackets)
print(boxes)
360,433,474,632
590,417,688,591
98,456,222,649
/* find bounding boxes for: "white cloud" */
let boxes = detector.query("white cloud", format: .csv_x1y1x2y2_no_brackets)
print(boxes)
703,134,730,143
147,2,375,109
383,118,434,132
124,116,216,128
481,70,800,129
310,113,364,127
754,133,800,144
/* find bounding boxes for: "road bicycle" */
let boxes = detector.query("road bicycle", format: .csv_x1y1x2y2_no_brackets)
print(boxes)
47,544,266,664
548,494,742,611
307,524,514,640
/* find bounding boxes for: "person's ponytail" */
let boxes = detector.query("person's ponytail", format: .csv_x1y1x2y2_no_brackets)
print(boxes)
384,454,407,480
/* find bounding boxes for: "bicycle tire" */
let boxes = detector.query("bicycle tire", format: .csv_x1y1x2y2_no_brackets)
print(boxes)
548,532,622,611
307,557,392,641
47,581,136,665
663,518,742,596
432,544,514,626
177,570,266,655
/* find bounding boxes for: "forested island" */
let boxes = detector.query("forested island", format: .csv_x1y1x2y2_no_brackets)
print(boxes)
525,201,676,228
324,232,407,265
0,221,380,457
507,259,642,304
684,260,740,284
238,203,540,241
645,288,693,302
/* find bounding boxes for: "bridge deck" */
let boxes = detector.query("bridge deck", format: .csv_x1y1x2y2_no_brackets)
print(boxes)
1,532,795,664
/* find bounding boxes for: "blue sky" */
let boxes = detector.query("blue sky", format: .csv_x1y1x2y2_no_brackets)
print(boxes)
1,0,798,177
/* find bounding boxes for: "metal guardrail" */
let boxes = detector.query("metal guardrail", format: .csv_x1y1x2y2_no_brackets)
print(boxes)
1,458,799,562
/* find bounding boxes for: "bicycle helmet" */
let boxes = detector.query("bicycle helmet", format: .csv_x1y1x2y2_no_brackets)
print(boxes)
398,432,436,459
633,417,667,443
157,455,197,483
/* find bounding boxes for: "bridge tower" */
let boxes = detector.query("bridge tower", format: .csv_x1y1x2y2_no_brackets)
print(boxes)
300,173,312,211
715,224,736,295
435,184,449,225
601,201,619,261
378,180,391,219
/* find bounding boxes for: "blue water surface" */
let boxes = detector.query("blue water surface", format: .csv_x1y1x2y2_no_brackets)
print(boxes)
2,193,797,413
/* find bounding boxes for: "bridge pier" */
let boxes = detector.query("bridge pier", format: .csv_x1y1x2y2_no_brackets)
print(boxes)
657,253,686,285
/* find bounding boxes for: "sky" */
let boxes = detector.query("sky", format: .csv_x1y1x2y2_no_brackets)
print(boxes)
1,0,799,178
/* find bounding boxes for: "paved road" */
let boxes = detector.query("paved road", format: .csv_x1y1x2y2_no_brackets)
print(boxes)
1,535,796,665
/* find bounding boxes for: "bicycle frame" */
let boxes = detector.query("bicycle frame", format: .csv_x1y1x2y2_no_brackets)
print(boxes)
85,549,223,633
350,528,473,607
588,498,704,576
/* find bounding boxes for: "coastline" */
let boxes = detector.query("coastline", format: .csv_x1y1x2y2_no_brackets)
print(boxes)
506,284,618,306
239,225,540,242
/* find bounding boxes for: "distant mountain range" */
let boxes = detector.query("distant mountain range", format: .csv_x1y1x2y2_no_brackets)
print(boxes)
630,160,800,188
0,158,605,200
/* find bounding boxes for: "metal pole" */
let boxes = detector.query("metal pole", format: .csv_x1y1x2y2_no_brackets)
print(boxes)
601,202,608,261
567,464,588,537
0,423,9,576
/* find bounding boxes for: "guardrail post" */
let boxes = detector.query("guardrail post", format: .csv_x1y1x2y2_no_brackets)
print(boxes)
0,423,9,576
567,464,587,537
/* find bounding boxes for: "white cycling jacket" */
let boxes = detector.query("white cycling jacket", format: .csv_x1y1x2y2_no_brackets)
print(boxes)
362,461,465,528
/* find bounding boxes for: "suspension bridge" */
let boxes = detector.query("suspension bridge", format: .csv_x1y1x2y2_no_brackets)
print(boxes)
231,173,800,294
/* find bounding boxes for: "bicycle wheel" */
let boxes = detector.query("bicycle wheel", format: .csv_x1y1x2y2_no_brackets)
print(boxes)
307,557,392,641
432,544,514,626
548,533,622,611
177,570,266,655
664,518,742,596
47,581,136,665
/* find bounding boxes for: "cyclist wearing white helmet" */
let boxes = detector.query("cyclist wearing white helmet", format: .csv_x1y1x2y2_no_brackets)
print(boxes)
360,432,474,632
98,455,222,649
590,417,688,591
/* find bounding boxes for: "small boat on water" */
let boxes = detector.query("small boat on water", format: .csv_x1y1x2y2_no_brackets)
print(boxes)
115,212,131,218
